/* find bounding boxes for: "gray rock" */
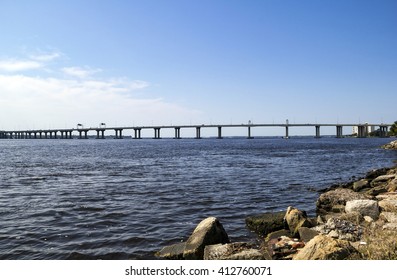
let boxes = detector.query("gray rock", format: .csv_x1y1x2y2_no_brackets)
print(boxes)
312,217,363,241
155,242,186,259
183,217,230,260
203,242,264,260
316,188,368,216
345,199,379,220
297,227,319,243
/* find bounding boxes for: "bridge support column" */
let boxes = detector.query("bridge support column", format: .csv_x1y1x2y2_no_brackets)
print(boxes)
196,127,201,139
357,125,367,138
217,126,222,139
114,129,123,139
96,129,105,139
285,126,289,139
79,130,89,139
134,128,142,139
315,126,321,138
247,126,254,139
154,128,161,139
174,127,181,139
336,126,343,138
379,126,388,138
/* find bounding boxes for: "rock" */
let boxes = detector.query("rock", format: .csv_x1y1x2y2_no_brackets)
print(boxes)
387,178,397,192
297,227,319,243
245,211,287,237
353,179,370,192
312,217,363,241
345,199,379,220
378,199,397,212
379,212,397,223
370,175,396,190
183,217,230,260
365,168,390,180
383,223,397,230
316,188,368,216
381,140,397,150
366,185,389,196
203,242,264,260
155,242,186,259
284,206,312,237
293,235,358,260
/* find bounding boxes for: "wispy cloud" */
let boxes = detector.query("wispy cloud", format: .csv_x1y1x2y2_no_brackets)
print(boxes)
29,51,62,62
61,66,102,79
0,59,43,72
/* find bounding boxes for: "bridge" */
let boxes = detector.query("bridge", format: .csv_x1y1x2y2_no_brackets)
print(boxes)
0,122,392,139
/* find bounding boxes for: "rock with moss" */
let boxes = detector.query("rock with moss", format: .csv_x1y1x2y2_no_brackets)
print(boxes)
245,211,287,237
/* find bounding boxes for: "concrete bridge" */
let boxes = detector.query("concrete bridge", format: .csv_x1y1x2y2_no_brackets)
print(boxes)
0,122,392,139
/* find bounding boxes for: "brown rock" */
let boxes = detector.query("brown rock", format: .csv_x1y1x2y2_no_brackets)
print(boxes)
293,235,358,260
284,206,312,237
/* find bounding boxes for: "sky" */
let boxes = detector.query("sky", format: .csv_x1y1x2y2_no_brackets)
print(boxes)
0,0,396,136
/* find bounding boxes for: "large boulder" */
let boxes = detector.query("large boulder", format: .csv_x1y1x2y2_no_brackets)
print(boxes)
316,188,367,216
345,199,379,220
203,242,264,260
183,217,230,260
284,206,312,237
293,235,358,260
245,211,287,237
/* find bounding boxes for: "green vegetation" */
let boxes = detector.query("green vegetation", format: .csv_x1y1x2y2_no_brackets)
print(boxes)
389,121,397,136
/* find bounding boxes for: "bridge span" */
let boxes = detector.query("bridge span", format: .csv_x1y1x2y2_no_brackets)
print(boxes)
0,122,392,140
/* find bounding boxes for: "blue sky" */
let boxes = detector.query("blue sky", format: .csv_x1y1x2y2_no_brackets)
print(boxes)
0,0,396,136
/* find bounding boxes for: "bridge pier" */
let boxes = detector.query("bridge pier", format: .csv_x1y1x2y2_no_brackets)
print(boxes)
78,129,89,139
285,126,289,139
247,126,254,139
134,128,142,139
315,126,321,138
336,126,343,138
196,127,201,139
96,129,105,139
379,126,388,138
174,127,181,139
154,128,161,139
217,126,222,139
114,129,123,139
357,125,367,138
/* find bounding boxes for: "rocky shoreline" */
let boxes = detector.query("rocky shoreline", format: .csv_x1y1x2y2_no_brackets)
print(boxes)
156,140,397,260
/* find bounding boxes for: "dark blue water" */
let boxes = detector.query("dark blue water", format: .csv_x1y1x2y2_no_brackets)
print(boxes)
0,137,396,259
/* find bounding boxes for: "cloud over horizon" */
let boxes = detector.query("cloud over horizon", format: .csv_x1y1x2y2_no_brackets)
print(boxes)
0,50,202,130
